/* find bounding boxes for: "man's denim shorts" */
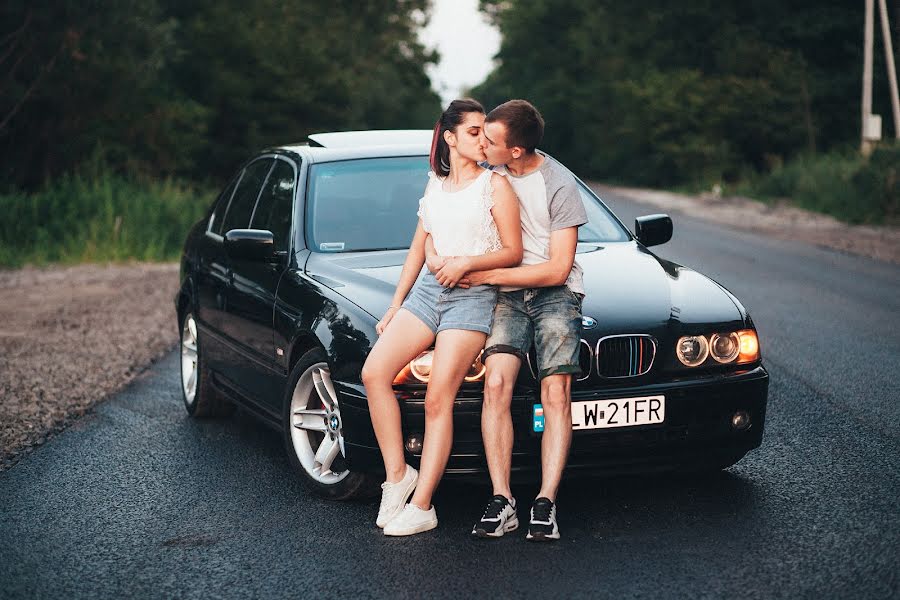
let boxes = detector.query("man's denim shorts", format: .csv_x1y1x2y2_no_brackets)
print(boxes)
401,268,498,335
483,286,584,379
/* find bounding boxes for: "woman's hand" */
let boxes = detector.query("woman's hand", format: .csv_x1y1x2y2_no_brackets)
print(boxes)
435,256,471,288
425,253,447,274
376,306,400,335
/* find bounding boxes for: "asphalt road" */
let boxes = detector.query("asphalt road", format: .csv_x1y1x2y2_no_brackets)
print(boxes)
2,191,899,599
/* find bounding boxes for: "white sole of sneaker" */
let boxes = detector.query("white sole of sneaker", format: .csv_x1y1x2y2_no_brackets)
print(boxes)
473,515,519,538
376,471,419,529
526,528,560,541
383,518,438,537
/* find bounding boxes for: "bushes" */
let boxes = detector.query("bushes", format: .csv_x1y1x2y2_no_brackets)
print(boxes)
0,171,213,268
736,144,899,225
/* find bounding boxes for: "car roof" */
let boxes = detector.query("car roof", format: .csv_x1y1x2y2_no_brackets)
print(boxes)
308,130,433,148
275,130,432,163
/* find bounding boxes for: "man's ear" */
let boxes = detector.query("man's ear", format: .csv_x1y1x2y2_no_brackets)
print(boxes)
510,147,523,159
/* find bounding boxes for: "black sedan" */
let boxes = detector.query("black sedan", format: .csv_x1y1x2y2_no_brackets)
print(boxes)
175,130,769,499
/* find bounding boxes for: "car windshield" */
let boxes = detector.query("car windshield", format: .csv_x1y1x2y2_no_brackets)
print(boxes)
306,156,629,253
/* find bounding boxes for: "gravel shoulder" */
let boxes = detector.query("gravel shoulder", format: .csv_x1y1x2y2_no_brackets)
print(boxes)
1,188,897,472
0,262,178,470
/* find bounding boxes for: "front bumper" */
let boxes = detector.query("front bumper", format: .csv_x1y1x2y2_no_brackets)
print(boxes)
338,365,769,477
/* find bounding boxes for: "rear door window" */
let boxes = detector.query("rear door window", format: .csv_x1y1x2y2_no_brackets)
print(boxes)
219,158,275,234
208,174,241,235
250,159,296,253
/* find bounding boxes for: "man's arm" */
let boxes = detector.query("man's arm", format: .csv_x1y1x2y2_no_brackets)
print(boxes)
466,226,578,288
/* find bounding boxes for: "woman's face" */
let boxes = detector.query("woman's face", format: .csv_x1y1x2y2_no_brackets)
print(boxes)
446,111,486,163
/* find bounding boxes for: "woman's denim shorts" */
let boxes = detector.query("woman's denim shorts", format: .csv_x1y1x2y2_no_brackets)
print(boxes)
401,268,498,335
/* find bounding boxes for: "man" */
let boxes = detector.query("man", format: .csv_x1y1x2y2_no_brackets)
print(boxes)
464,99,587,541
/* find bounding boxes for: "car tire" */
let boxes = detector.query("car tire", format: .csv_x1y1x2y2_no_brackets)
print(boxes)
282,347,376,500
179,311,234,418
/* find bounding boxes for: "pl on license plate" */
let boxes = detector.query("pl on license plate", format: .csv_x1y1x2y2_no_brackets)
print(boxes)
533,395,665,432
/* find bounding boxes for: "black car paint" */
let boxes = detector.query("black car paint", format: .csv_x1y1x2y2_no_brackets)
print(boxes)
176,140,768,476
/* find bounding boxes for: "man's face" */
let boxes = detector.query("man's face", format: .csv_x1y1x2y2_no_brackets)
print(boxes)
481,121,517,166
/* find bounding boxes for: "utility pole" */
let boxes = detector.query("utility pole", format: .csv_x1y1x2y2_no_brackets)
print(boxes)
862,0,878,154
878,0,900,139
862,0,900,154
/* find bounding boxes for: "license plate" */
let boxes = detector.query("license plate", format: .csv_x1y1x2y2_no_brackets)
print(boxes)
533,395,665,432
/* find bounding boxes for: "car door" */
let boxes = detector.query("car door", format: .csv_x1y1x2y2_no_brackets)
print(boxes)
225,156,299,413
195,171,243,374
207,157,275,382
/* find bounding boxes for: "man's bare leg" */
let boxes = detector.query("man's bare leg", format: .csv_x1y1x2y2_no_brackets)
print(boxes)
535,373,572,501
481,354,522,500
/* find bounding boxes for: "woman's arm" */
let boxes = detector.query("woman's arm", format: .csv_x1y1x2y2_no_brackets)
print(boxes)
424,234,446,274
376,221,428,334
434,173,522,287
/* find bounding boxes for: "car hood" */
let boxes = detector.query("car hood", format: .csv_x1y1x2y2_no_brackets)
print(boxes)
303,242,747,336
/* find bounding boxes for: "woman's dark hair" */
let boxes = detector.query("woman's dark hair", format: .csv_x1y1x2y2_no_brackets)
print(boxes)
429,98,485,177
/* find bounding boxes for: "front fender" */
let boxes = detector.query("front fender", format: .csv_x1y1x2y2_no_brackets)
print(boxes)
276,269,378,383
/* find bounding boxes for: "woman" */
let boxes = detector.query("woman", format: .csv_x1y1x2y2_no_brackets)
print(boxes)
360,99,523,536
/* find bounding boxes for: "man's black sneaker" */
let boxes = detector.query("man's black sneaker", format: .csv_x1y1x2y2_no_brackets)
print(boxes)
526,497,560,541
471,495,518,538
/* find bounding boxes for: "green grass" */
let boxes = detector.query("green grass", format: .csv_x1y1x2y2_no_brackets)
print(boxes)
0,171,215,268
731,145,899,226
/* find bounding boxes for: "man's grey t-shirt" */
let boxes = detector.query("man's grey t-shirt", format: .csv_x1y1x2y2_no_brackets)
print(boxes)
493,156,588,294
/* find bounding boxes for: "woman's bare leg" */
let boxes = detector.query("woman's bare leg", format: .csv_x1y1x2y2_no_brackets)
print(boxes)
361,309,434,482
409,328,487,509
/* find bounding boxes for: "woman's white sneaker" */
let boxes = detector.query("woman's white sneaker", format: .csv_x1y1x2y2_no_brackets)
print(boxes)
383,503,438,536
376,465,418,528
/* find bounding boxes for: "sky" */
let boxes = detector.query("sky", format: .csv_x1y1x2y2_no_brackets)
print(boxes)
417,0,501,107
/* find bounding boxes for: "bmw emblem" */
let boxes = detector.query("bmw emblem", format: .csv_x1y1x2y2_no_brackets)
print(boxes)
330,415,339,430
581,316,598,329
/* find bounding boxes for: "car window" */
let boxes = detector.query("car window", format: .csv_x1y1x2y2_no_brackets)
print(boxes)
306,156,630,253
250,158,296,253
576,184,631,243
307,157,430,252
209,174,241,235
219,158,274,235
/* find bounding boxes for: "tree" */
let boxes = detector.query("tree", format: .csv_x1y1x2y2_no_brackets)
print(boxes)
0,1,441,188
474,0,889,185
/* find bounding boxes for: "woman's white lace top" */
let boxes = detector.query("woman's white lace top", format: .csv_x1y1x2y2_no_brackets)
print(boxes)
417,168,504,256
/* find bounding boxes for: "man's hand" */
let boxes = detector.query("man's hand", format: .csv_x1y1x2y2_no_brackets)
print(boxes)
459,269,495,288
434,256,471,288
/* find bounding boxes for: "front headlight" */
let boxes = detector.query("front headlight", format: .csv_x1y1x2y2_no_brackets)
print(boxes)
393,350,486,384
676,335,709,367
410,351,434,382
710,332,740,363
676,330,760,367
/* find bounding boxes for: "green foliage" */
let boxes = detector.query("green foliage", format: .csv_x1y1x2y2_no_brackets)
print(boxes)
0,1,442,266
0,168,213,267
736,144,899,225
474,1,893,188
1,1,441,188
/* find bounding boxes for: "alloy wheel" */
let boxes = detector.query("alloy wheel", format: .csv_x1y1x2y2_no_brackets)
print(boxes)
289,362,349,485
181,314,198,407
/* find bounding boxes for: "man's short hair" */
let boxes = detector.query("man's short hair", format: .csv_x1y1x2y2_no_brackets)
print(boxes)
485,99,544,152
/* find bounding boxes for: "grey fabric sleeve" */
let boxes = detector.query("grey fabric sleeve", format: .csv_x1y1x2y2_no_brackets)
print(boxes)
544,160,588,231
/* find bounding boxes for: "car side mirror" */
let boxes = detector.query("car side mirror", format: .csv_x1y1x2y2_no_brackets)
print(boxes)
224,229,275,261
635,214,673,247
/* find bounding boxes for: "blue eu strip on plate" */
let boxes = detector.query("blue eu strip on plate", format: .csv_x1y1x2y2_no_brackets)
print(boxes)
533,404,544,432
